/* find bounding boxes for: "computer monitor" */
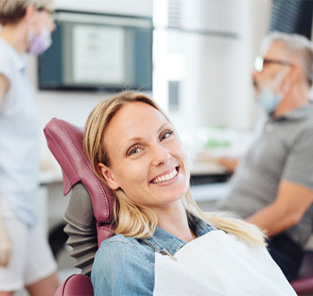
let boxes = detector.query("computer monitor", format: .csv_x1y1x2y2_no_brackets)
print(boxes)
38,10,153,91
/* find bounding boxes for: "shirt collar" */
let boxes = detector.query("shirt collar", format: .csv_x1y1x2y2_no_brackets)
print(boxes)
141,214,216,256
270,102,313,122
0,37,27,72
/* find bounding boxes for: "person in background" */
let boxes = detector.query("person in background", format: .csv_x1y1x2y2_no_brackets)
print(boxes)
217,32,313,281
85,91,296,295
0,0,59,295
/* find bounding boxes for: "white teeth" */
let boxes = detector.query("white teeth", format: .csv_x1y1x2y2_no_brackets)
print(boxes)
152,168,177,184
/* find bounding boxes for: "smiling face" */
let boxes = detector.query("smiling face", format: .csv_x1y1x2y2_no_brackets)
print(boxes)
99,102,190,211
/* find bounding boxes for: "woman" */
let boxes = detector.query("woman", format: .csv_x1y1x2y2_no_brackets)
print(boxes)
0,1,58,295
85,91,296,295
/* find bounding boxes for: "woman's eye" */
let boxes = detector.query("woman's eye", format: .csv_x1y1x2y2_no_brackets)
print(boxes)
160,130,173,141
128,146,142,156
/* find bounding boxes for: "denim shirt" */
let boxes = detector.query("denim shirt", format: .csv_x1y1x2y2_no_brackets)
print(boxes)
91,215,216,296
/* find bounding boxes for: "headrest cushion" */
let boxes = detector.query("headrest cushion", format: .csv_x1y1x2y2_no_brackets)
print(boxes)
44,118,115,223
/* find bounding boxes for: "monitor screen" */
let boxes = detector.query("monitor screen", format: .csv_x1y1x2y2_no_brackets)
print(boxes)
38,10,153,91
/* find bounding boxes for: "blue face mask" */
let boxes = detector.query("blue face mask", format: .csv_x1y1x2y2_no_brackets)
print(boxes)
257,88,282,114
256,67,290,114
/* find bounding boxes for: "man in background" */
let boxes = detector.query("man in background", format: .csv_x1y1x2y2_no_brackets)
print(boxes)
218,32,313,281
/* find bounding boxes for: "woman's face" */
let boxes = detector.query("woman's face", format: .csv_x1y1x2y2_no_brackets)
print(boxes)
26,3,56,35
99,102,190,210
37,9,56,33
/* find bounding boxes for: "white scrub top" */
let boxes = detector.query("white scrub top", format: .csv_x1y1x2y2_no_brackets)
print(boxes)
0,37,39,226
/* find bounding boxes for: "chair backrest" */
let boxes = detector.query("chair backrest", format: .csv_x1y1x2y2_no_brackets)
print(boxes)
44,118,116,245
44,118,117,296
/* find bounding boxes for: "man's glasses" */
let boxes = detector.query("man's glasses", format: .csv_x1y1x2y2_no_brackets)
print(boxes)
254,56,292,72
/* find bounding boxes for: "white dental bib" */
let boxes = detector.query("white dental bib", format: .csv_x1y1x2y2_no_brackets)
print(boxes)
153,230,296,295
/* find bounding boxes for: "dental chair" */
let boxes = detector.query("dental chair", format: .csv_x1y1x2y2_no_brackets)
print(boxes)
44,118,115,296
44,118,313,296
290,249,313,295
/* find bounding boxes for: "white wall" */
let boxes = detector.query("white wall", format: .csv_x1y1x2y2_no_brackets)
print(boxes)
54,0,152,16
200,0,271,129
152,0,271,159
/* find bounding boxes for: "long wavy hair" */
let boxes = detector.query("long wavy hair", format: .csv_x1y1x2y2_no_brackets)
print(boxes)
84,91,266,246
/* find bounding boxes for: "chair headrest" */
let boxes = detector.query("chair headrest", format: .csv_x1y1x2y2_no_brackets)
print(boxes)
44,118,115,224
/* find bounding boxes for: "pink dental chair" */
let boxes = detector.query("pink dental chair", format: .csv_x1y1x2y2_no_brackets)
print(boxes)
44,118,116,296
44,118,313,296
290,250,313,295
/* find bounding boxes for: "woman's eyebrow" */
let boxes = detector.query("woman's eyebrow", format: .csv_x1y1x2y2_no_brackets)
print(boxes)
126,136,141,143
126,122,170,143
156,122,170,133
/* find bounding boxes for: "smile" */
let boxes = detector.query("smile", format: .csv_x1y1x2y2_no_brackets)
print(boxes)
151,168,178,184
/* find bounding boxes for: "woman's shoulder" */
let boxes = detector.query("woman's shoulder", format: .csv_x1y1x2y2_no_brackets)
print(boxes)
92,234,155,295
95,234,154,266
0,46,14,80
99,233,140,249
96,234,137,256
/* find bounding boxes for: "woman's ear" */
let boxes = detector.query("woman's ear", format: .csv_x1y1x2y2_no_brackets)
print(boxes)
24,4,41,34
98,163,120,190
25,4,37,21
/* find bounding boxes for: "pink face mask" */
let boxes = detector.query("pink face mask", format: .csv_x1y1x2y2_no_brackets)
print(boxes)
27,27,52,55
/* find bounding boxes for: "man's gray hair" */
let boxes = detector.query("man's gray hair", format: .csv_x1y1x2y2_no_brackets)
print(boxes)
261,31,313,85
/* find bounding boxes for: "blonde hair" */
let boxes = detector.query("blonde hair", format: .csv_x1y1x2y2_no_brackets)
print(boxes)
84,91,266,246
0,0,53,25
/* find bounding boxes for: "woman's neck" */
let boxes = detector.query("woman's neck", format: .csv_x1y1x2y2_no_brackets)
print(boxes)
0,23,28,54
154,201,197,242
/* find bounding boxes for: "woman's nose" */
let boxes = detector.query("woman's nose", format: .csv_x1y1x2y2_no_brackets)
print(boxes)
151,143,169,167
51,22,56,32
49,18,56,32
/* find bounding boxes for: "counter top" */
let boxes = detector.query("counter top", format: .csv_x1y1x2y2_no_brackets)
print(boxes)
40,167,63,185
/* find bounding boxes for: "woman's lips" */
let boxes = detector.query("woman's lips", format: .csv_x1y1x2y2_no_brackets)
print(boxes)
151,167,178,184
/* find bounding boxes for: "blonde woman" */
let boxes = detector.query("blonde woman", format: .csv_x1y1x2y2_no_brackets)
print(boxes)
0,1,58,295
84,91,296,295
